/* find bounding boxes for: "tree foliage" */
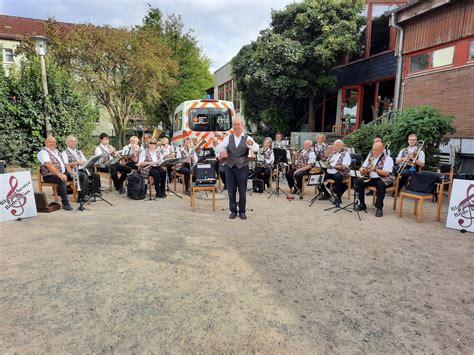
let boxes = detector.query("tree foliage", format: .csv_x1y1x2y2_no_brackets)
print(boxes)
344,106,456,168
233,0,364,133
0,57,97,169
43,19,177,145
141,7,213,129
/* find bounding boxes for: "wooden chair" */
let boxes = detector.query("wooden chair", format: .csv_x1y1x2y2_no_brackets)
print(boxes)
324,176,352,200
398,173,445,223
93,166,113,191
190,184,216,212
366,176,400,210
172,165,186,193
37,172,77,203
437,164,454,202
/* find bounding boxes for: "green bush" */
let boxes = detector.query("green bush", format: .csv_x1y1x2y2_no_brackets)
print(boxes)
0,57,98,169
344,106,455,168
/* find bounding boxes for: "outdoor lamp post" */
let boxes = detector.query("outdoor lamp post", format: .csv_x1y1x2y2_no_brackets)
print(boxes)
32,35,53,137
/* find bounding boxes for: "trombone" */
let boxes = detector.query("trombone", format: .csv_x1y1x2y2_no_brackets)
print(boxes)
397,140,424,175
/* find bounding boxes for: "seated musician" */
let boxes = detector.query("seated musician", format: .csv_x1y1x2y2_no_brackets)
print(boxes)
354,142,395,217
121,135,140,170
160,137,175,181
140,132,151,151
313,134,328,159
37,136,73,211
176,137,198,196
255,137,274,189
373,137,391,157
94,133,131,194
396,134,425,191
138,138,167,198
273,132,288,149
320,139,351,207
61,135,98,201
285,140,316,194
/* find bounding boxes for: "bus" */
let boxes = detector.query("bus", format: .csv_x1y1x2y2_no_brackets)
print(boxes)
171,99,234,148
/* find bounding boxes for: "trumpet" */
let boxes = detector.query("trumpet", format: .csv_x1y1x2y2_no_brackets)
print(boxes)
397,140,424,175
72,165,81,195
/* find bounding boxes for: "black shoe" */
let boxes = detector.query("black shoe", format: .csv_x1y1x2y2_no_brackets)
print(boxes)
116,187,126,194
184,190,190,196
62,202,73,211
239,213,247,220
366,191,374,196
229,212,237,219
375,208,383,217
333,196,342,208
319,194,331,201
355,204,367,211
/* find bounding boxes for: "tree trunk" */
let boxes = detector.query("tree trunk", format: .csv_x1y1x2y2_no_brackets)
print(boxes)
308,94,316,132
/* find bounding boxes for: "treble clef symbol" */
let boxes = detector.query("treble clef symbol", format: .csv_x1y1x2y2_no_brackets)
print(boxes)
6,175,27,217
457,184,474,228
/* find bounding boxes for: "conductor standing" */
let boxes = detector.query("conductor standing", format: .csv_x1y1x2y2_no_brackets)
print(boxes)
216,118,259,220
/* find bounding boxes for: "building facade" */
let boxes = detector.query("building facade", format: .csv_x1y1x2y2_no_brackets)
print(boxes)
392,0,474,153
213,61,243,120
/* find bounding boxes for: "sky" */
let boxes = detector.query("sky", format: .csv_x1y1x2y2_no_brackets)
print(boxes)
1,0,293,72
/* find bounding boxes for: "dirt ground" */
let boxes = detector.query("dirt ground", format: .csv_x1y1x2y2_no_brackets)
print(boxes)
0,179,473,354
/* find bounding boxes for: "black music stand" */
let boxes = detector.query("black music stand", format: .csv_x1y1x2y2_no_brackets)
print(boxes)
79,155,113,210
160,158,182,199
268,148,289,199
332,158,367,221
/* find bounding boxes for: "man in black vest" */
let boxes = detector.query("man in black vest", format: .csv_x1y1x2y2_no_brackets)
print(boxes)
216,118,259,220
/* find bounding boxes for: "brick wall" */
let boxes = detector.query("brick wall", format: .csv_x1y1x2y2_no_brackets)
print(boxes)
402,65,474,139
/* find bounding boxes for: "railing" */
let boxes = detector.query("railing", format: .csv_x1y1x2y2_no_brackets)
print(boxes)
341,110,396,142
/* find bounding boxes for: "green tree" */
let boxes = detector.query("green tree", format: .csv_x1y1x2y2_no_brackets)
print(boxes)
0,57,97,169
43,19,177,146
141,8,213,129
233,0,364,132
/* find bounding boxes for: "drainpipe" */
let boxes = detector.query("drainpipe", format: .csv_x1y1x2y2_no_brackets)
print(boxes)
390,12,404,110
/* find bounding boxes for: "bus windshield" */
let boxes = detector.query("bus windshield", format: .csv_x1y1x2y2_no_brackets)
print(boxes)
188,107,232,131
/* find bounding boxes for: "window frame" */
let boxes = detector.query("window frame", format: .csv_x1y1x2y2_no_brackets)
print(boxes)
3,48,14,64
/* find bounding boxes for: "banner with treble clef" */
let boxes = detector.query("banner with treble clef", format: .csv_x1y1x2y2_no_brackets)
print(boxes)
446,179,474,233
0,171,37,222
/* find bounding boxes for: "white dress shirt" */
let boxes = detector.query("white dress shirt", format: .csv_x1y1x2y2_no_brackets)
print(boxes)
139,149,162,164
38,148,66,173
396,146,425,163
176,148,198,164
215,133,259,154
362,154,394,178
61,147,86,165
327,151,351,174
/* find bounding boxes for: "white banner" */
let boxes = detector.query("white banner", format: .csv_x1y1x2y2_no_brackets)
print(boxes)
0,171,37,222
446,179,474,233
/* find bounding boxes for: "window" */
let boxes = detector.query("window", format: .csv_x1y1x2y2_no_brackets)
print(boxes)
3,48,13,63
370,5,392,56
224,80,232,102
173,111,182,132
469,40,474,61
349,6,368,62
188,107,232,132
410,53,430,72
218,85,225,100
432,46,454,67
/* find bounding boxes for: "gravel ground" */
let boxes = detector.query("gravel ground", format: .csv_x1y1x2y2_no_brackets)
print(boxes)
0,181,473,353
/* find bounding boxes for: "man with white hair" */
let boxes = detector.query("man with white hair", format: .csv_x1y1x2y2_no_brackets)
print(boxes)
61,135,90,201
285,140,316,194
321,139,351,207
37,136,73,210
216,118,259,220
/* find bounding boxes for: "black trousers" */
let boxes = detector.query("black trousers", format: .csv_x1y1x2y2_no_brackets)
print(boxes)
178,164,191,191
99,163,131,189
398,168,414,191
76,171,89,198
149,167,166,194
225,165,249,214
285,168,309,190
355,178,391,209
126,161,138,170
322,172,347,197
255,167,272,187
42,173,72,202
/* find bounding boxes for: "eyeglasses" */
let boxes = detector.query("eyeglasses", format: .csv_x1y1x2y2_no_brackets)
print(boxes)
149,142,157,145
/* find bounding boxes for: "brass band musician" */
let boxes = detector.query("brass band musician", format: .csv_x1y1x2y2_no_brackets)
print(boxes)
285,140,316,194
121,135,140,170
160,137,175,181
313,134,328,159
138,138,167,198
140,132,152,151
273,132,288,149
61,135,98,201
396,134,425,191
354,142,395,217
255,137,275,189
176,137,198,196
320,139,351,207
37,136,73,211
95,132,131,194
